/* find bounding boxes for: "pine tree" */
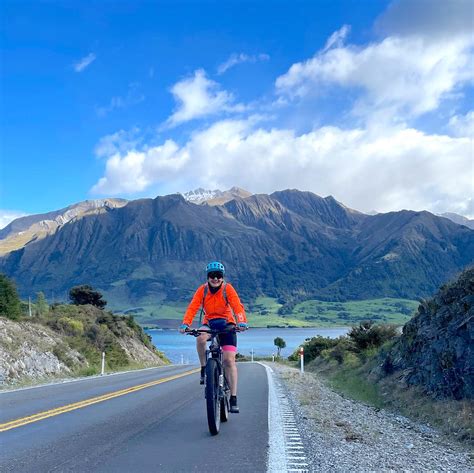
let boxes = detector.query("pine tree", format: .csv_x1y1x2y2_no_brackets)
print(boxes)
0,273,22,320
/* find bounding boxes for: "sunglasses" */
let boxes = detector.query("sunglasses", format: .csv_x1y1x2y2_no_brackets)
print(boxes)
208,272,224,279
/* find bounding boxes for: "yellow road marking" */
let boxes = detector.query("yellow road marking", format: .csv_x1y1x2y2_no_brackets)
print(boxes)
0,368,199,433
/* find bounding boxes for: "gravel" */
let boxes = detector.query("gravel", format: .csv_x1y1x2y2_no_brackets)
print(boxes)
266,362,473,473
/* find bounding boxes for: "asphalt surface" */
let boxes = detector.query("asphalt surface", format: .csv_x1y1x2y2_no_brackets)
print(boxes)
0,363,268,472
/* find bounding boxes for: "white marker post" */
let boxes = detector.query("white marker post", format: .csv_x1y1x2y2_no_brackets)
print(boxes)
101,352,105,375
272,353,275,362
180,354,184,365
300,346,304,374
251,349,254,362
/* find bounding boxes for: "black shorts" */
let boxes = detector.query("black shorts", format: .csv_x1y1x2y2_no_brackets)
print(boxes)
203,318,237,350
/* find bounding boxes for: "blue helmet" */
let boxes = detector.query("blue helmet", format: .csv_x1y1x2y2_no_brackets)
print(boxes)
206,261,225,274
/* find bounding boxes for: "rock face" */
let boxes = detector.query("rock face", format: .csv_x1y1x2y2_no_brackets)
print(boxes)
0,318,86,383
384,268,474,399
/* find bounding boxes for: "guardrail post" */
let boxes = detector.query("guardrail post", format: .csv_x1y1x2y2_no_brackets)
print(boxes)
300,346,304,374
101,352,105,375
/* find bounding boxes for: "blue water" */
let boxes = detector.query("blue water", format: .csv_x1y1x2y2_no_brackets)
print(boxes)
147,327,349,364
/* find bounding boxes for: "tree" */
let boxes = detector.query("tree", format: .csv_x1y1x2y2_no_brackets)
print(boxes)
69,285,107,309
0,273,22,320
35,291,49,317
274,336,286,358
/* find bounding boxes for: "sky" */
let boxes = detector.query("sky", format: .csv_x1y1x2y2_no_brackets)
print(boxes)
1,0,473,228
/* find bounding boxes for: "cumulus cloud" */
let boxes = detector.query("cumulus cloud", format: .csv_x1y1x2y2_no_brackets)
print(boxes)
165,69,245,127
0,210,28,230
217,53,270,75
91,118,472,217
73,53,96,72
276,0,473,124
96,83,145,117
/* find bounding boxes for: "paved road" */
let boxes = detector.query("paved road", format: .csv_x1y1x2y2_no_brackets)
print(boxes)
0,363,268,472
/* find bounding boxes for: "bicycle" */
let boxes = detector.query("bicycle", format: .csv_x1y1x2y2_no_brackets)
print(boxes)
186,327,237,435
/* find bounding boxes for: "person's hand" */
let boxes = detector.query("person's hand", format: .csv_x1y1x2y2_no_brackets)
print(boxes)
179,324,189,334
237,322,249,331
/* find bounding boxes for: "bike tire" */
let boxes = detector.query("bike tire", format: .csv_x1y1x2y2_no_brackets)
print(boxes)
205,358,221,435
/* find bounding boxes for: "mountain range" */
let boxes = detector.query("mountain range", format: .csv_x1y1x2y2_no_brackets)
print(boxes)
1,189,473,311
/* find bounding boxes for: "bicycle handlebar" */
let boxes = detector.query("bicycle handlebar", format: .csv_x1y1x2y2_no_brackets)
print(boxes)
184,327,244,337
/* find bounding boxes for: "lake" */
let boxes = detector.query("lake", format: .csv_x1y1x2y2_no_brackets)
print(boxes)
147,327,349,364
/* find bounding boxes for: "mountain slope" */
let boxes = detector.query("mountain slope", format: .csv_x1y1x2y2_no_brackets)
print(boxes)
0,199,128,256
1,190,472,308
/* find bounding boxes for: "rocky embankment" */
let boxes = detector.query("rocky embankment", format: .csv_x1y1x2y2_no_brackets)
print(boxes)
384,267,474,399
270,363,473,472
0,308,168,386
0,318,85,383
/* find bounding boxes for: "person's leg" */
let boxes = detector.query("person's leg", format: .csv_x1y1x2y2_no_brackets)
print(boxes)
222,349,237,395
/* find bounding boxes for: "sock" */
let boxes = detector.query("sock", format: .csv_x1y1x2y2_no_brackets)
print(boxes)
200,366,205,376
230,395,237,404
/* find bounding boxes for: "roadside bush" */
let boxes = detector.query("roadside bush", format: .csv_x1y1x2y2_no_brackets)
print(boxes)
288,335,339,363
348,321,398,352
57,317,84,336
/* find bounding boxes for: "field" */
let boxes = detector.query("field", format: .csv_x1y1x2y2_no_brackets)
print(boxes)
112,296,419,328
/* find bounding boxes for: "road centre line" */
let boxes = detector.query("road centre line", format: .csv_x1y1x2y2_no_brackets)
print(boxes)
0,368,199,433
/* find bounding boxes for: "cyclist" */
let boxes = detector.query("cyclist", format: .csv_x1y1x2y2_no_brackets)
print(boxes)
179,261,248,413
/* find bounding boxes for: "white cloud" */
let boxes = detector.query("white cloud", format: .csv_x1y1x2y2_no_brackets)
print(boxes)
276,0,474,126
91,119,472,218
73,53,96,72
0,210,28,230
165,69,245,127
448,111,474,138
96,83,145,117
217,53,270,75
276,34,472,121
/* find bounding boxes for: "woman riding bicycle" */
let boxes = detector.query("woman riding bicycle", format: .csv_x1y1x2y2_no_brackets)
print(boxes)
179,261,248,413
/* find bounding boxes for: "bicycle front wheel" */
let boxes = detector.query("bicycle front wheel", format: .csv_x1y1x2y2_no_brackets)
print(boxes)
205,358,221,435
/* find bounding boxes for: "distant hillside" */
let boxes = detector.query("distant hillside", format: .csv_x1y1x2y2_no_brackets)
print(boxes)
0,199,128,256
1,190,473,311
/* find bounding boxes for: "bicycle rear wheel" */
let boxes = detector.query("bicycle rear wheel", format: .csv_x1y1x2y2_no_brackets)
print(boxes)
205,358,221,435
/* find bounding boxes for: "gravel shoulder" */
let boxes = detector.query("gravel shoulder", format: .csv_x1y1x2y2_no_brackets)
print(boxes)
266,362,473,472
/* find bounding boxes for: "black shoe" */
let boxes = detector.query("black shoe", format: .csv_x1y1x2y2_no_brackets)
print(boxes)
230,396,239,413
200,367,205,385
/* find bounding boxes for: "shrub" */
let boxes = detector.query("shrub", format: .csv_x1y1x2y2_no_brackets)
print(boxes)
348,321,398,351
57,317,84,336
289,335,339,363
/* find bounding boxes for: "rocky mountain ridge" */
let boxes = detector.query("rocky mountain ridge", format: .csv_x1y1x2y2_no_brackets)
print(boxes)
1,190,473,310
0,199,128,256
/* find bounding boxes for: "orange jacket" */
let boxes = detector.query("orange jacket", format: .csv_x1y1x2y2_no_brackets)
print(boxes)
182,282,247,326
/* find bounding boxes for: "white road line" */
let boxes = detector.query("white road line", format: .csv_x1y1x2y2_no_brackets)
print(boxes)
260,363,310,473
